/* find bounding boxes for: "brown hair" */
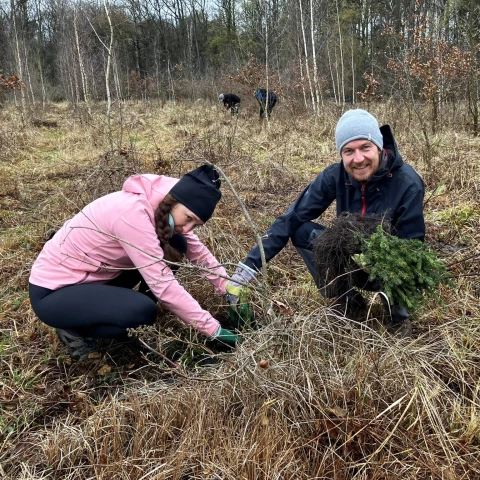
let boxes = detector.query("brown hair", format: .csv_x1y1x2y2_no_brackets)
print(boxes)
154,193,183,263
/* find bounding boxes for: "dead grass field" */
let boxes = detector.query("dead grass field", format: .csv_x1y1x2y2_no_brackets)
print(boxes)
1,99,479,479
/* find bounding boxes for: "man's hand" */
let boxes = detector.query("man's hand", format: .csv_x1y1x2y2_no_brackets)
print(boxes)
225,263,257,305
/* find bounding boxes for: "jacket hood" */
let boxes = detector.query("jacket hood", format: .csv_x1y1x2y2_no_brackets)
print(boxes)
341,124,404,186
379,124,404,174
122,174,179,210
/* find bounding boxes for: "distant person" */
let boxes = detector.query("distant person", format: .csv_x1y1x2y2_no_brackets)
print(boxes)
254,88,277,119
219,93,241,117
29,165,240,360
225,109,425,338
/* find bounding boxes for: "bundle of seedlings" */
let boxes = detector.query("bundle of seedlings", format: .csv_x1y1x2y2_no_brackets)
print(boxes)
355,224,452,311
313,213,451,312
313,213,391,297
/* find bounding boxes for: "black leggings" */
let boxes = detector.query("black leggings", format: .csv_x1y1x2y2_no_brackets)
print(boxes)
29,234,187,339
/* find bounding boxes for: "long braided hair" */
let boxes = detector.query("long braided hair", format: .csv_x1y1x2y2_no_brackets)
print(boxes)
153,193,183,263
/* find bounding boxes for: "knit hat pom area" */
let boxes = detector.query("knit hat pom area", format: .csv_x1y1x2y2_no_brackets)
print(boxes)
335,109,383,153
169,165,222,223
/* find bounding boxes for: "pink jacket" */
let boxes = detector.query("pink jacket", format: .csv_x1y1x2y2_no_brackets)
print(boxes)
29,174,228,337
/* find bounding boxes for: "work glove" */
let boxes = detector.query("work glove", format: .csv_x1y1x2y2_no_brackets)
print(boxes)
211,325,243,346
225,262,257,305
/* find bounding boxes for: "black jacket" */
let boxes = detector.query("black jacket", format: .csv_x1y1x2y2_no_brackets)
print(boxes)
244,125,425,271
223,93,241,107
256,89,277,104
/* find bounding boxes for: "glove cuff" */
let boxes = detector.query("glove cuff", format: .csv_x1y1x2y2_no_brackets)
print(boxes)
237,262,257,277
225,283,242,296
211,325,222,339
229,262,257,288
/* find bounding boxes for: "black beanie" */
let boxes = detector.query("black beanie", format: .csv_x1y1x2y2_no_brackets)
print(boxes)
169,165,222,222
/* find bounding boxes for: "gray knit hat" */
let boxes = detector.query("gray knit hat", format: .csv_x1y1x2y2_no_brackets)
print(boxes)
335,109,383,153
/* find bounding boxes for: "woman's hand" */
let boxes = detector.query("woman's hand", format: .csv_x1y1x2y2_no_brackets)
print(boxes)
211,326,243,346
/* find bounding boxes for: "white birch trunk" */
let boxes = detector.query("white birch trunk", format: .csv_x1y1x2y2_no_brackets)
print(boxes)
310,0,322,107
74,6,92,117
335,0,345,104
23,42,35,105
299,0,316,113
296,29,308,109
103,0,114,152
265,0,270,125
327,41,338,104
351,34,355,103
11,1,26,118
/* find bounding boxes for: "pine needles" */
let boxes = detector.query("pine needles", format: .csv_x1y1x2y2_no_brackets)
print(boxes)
313,213,451,311
359,225,452,310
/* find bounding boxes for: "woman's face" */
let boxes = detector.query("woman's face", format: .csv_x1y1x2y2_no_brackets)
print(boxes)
170,203,204,234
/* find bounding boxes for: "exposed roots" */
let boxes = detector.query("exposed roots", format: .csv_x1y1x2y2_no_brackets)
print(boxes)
313,213,391,296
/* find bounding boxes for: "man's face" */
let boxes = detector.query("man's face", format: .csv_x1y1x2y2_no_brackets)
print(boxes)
341,139,381,182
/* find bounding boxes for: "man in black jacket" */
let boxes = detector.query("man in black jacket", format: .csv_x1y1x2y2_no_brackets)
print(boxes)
255,88,277,118
226,109,425,336
219,93,241,116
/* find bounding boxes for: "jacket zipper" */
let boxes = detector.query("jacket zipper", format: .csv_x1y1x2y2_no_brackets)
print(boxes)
361,183,366,216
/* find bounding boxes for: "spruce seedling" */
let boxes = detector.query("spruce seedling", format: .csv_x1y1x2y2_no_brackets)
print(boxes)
357,226,452,311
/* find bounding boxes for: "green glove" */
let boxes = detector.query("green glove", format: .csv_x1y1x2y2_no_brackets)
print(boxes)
213,326,243,346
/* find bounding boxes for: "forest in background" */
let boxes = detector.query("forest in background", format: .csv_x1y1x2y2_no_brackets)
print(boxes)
2,3,480,478
1,0,479,135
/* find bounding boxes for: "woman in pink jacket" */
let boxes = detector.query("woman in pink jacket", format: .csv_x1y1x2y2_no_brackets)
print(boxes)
29,165,238,360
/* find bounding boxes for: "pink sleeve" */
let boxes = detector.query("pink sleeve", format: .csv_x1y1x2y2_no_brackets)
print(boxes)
184,231,228,294
113,206,220,337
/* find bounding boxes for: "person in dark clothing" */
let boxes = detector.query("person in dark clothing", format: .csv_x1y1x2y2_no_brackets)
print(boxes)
225,109,425,337
254,88,277,118
219,93,241,116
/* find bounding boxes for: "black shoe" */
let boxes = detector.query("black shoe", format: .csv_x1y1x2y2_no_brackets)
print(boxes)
377,293,412,338
56,329,97,360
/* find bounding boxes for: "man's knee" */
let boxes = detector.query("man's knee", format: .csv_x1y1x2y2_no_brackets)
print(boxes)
291,222,325,250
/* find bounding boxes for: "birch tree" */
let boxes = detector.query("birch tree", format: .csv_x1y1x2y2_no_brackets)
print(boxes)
298,0,316,113
73,5,92,117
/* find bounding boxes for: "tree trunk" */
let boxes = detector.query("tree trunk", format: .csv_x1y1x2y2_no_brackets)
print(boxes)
310,0,322,107
103,0,115,153
11,0,26,119
298,0,315,113
336,0,345,104
74,6,92,118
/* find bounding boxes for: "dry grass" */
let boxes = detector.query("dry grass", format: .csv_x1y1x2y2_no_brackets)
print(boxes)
1,99,479,479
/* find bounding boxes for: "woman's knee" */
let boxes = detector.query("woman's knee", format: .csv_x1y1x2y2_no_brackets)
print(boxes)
121,295,158,327
138,298,158,325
